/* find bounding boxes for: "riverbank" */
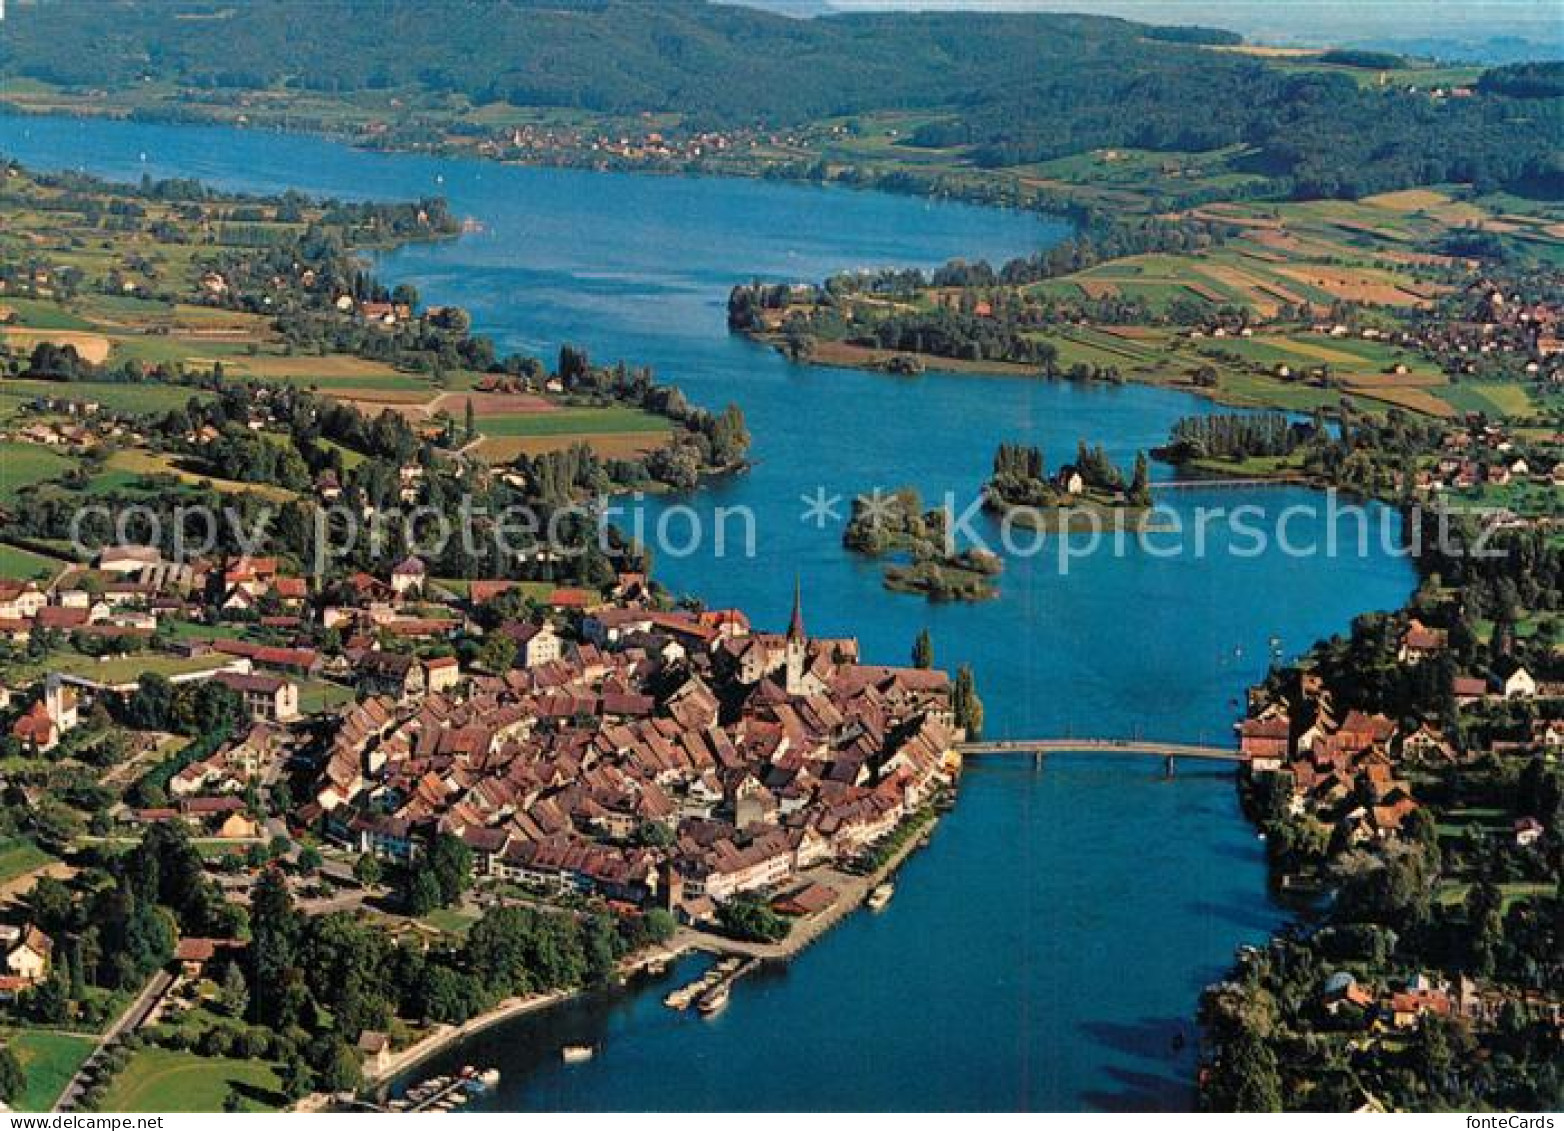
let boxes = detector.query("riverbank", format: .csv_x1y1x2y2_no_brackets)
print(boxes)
741,330,1368,417
682,812,941,963
351,939,690,1098
341,807,944,1105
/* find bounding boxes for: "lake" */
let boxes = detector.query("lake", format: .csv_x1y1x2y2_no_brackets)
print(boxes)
0,114,1416,1110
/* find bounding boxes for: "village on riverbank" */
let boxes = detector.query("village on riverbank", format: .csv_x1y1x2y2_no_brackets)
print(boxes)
0,158,983,1112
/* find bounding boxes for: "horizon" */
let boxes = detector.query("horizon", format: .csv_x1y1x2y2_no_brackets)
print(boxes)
724,0,1564,54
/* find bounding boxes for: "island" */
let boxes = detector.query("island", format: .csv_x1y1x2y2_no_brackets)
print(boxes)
842,488,1003,601
984,441,1153,529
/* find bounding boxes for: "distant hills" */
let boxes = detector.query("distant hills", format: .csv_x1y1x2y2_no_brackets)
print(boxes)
1,0,1560,200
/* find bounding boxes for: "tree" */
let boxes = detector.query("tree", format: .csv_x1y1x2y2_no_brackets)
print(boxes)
323,1040,363,1093
220,960,249,1018
21,971,70,1024
912,628,934,670
248,868,301,1026
476,633,516,674
277,1055,313,1102
464,396,476,442
405,869,443,916
951,664,984,738
1128,451,1152,507
353,854,383,888
427,834,473,907
716,895,790,943
1205,1030,1283,1112
297,846,323,875
0,1046,23,1105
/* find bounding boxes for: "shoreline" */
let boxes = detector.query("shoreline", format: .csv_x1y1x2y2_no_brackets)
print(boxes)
0,103,1077,225
740,330,1341,416
685,810,940,962
357,943,690,1093
340,808,943,1105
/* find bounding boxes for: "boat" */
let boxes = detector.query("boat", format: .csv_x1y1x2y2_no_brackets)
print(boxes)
561,1044,596,1063
867,882,895,911
462,1067,501,1093
695,984,729,1016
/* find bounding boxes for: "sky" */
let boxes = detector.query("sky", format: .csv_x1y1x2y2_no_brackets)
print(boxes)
728,0,1564,49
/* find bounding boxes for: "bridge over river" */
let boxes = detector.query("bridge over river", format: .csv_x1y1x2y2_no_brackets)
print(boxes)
957,737,1248,770
1148,476,1307,492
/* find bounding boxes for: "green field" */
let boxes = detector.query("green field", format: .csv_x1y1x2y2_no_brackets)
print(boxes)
0,838,57,886
479,406,670,437
0,650,235,687
0,299,96,331
319,438,369,470
98,1049,285,1113
0,440,73,504
0,380,210,417
1437,381,1537,419
0,542,68,582
5,1030,96,1112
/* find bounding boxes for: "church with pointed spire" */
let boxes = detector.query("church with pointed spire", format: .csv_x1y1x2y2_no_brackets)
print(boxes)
784,577,808,696
714,578,851,698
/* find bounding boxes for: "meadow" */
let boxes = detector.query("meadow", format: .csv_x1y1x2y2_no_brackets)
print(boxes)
4,1031,97,1112
98,1048,285,1113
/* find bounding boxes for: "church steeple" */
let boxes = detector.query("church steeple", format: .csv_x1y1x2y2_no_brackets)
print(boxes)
784,577,807,695
787,575,805,642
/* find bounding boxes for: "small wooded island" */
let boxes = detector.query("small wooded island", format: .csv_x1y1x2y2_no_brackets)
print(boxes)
842,488,1003,601
983,441,1154,528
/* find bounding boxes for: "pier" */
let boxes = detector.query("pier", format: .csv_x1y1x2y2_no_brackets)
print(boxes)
665,956,758,1014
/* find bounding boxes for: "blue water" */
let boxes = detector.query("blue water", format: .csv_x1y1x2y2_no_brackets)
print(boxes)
0,115,1417,1111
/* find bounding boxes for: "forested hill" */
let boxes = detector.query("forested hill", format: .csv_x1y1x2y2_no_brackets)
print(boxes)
1,0,1235,119
1,0,1560,199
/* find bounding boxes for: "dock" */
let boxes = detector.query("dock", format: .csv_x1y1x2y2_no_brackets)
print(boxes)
664,956,757,1013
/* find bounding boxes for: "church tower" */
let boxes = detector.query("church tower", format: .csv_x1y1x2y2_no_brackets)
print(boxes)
784,577,807,695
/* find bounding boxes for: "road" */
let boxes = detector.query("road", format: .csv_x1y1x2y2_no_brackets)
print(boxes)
51,967,174,1112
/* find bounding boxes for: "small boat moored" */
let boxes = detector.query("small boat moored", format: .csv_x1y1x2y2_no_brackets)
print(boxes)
561,1045,596,1064
867,882,895,911
695,984,729,1016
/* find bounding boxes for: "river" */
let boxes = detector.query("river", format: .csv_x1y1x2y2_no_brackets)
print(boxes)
0,115,1416,1111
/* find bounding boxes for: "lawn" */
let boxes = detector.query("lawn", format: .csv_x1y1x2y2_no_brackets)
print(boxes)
0,838,57,886
0,440,73,504
298,679,355,716
2,650,236,688
102,449,299,503
1435,880,1554,914
319,438,369,470
479,406,670,437
4,1030,97,1112
55,653,238,687
419,907,479,935
98,1048,285,1113
0,542,68,583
